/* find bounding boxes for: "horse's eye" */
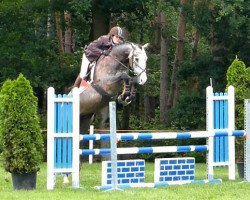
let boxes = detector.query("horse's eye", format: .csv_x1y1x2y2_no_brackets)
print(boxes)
135,58,139,62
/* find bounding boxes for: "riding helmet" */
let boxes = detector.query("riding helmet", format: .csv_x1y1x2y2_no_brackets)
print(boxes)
109,26,126,40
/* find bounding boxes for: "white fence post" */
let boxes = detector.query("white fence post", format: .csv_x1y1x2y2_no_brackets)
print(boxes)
109,101,119,191
228,86,235,180
72,87,80,188
206,86,214,180
47,87,55,190
245,99,250,181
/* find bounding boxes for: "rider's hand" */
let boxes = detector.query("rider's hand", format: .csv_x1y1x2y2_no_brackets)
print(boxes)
102,50,109,56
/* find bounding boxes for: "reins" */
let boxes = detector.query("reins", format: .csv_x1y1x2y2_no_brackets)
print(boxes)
108,54,133,73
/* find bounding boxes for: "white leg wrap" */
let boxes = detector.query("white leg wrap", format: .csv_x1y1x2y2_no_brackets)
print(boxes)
79,54,90,79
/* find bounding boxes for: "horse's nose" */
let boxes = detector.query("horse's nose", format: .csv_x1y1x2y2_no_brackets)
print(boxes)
138,74,147,85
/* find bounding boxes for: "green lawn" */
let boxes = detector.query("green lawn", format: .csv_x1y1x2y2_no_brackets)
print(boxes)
0,162,250,200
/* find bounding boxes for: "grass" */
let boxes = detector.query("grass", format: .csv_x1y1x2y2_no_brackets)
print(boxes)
0,162,250,200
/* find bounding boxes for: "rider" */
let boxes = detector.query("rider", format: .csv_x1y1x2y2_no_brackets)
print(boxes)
73,26,126,87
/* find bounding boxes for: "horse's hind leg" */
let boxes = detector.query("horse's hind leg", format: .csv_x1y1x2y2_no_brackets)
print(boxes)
80,114,94,134
98,106,111,161
80,114,94,162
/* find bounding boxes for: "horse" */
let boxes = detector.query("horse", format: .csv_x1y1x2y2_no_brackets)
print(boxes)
63,42,149,183
78,42,149,133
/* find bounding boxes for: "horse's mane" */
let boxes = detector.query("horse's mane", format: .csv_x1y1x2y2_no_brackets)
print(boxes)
111,42,133,56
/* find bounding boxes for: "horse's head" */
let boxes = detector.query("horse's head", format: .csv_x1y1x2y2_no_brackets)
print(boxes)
128,43,149,85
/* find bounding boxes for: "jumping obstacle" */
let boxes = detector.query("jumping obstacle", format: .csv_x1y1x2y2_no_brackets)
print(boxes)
97,157,223,190
95,101,244,190
47,87,80,189
46,86,248,190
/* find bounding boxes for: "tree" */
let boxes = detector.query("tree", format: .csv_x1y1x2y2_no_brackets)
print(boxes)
167,0,187,110
159,12,169,125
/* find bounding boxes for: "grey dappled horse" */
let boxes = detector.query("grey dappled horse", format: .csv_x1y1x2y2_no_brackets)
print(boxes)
62,42,149,183
79,42,149,133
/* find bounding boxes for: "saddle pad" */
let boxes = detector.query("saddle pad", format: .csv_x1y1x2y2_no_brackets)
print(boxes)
79,80,90,93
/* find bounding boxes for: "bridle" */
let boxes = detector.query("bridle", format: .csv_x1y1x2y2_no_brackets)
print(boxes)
108,44,147,78
128,49,147,77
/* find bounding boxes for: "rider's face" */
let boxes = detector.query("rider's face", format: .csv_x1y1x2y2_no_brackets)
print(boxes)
112,35,124,44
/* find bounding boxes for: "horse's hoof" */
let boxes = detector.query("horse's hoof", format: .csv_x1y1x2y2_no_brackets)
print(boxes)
118,95,131,106
121,97,131,106
125,96,131,104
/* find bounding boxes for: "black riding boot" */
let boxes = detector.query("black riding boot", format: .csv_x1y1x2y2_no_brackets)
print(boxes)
73,75,82,88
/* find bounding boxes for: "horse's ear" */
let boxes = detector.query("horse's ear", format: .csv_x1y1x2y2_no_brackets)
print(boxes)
128,43,136,58
128,48,133,58
142,43,150,50
131,43,137,49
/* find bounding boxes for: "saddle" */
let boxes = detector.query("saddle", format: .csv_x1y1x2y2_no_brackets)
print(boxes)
78,61,96,93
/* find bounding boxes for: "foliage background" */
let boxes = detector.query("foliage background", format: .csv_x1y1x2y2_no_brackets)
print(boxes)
0,0,249,135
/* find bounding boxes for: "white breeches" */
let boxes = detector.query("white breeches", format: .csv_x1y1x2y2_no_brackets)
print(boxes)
79,54,90,79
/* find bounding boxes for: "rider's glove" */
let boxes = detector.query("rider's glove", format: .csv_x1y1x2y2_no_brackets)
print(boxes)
102,50,109,56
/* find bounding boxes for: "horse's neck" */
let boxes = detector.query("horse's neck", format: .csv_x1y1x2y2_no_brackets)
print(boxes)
110,43,132,61
93,44,132,84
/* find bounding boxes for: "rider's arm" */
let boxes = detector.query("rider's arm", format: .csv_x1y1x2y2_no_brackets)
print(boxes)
85,35,111,62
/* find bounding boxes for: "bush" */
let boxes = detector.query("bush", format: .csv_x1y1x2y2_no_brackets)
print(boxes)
226,57,250,161
226,57,250,129
0,74,44,173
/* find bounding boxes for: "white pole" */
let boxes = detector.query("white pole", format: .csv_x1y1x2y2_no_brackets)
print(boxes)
245,99,250,181
228,86,235,180
206,86,214,180
109,101,120,191
89,125,94,164
72,87,80,188
47,87,55,190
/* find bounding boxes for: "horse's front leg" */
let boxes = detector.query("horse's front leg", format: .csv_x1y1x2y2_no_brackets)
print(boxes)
117,75,132,106
120,81,138,106
130,82,138,100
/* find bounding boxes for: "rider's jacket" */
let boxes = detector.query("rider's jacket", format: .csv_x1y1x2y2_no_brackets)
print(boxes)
85,35,113,62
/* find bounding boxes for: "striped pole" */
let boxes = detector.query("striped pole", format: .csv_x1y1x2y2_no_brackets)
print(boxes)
80,130,245,141
80,145,209,156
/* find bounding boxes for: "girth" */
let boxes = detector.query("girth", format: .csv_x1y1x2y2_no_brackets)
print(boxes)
91,83,114,103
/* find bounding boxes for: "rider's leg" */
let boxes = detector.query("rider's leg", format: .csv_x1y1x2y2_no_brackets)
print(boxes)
80,54,90,80
73,54,90,88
